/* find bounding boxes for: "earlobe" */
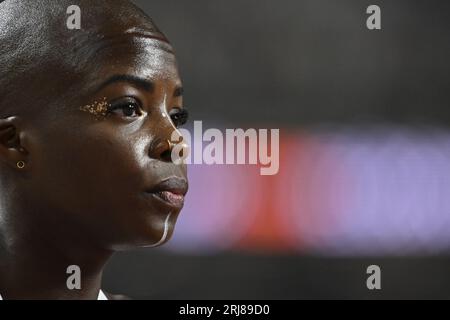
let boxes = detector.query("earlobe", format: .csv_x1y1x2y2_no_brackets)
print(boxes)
0,116,29,170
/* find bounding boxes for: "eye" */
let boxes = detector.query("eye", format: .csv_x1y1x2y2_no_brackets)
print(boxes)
107,97,143,118
169,108,189,128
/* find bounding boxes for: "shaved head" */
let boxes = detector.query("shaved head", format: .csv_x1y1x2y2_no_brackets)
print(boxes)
0,0,171,119
0,0,188,298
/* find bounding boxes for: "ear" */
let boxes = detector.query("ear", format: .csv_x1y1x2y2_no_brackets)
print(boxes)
0,116,29,170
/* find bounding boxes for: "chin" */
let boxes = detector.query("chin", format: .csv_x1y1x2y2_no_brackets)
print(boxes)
105,204,181,251
123,214,178,250
110,233,172,251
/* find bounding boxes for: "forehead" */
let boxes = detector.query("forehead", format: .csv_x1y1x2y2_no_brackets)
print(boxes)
70,6,177,84
0,1,182,118
85,36,181,91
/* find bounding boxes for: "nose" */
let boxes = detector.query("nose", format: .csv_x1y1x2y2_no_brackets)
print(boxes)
149,131,189,163
147,102,188,163
151,137,174,163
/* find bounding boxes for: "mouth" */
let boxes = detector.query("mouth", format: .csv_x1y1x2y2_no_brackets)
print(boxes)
145,177,188,210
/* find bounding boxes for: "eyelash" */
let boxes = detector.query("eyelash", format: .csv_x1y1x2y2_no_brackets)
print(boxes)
169,108,189,128
107,97,189,128
107,97,143,118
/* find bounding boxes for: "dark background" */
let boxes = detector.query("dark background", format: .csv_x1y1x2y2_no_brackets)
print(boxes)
131,0,450,128
104,250,450,299
102,0,450,299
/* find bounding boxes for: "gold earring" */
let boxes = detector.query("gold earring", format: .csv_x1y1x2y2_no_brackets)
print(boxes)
16,160,25,169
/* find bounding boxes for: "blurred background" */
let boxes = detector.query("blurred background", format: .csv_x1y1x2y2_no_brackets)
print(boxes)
103,0,450,299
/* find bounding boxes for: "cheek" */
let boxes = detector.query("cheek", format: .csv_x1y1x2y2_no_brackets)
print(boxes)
28,117,188,246
35,128,149,215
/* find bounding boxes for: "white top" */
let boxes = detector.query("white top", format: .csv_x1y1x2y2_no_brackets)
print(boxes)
0,290,108,300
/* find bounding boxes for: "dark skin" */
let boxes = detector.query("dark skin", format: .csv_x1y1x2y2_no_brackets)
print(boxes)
0,0,188,299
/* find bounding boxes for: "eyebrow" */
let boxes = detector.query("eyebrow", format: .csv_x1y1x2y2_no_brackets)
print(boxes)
95,74,154,93
94,74,183,98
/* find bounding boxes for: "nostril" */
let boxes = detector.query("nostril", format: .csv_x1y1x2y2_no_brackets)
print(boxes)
149,138,174,163
160,149,172,162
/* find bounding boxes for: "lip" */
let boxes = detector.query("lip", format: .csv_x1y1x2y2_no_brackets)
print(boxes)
145,177,188,209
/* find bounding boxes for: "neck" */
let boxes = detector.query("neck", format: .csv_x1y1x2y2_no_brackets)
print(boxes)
0,210,113,300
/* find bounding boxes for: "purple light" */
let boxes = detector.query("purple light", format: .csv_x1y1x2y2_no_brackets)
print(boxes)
279,126,450,255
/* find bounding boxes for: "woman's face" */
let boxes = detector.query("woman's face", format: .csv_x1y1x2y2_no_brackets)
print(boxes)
22,35,188,250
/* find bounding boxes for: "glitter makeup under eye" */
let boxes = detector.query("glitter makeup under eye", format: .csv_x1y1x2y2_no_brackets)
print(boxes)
79,97,111,120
